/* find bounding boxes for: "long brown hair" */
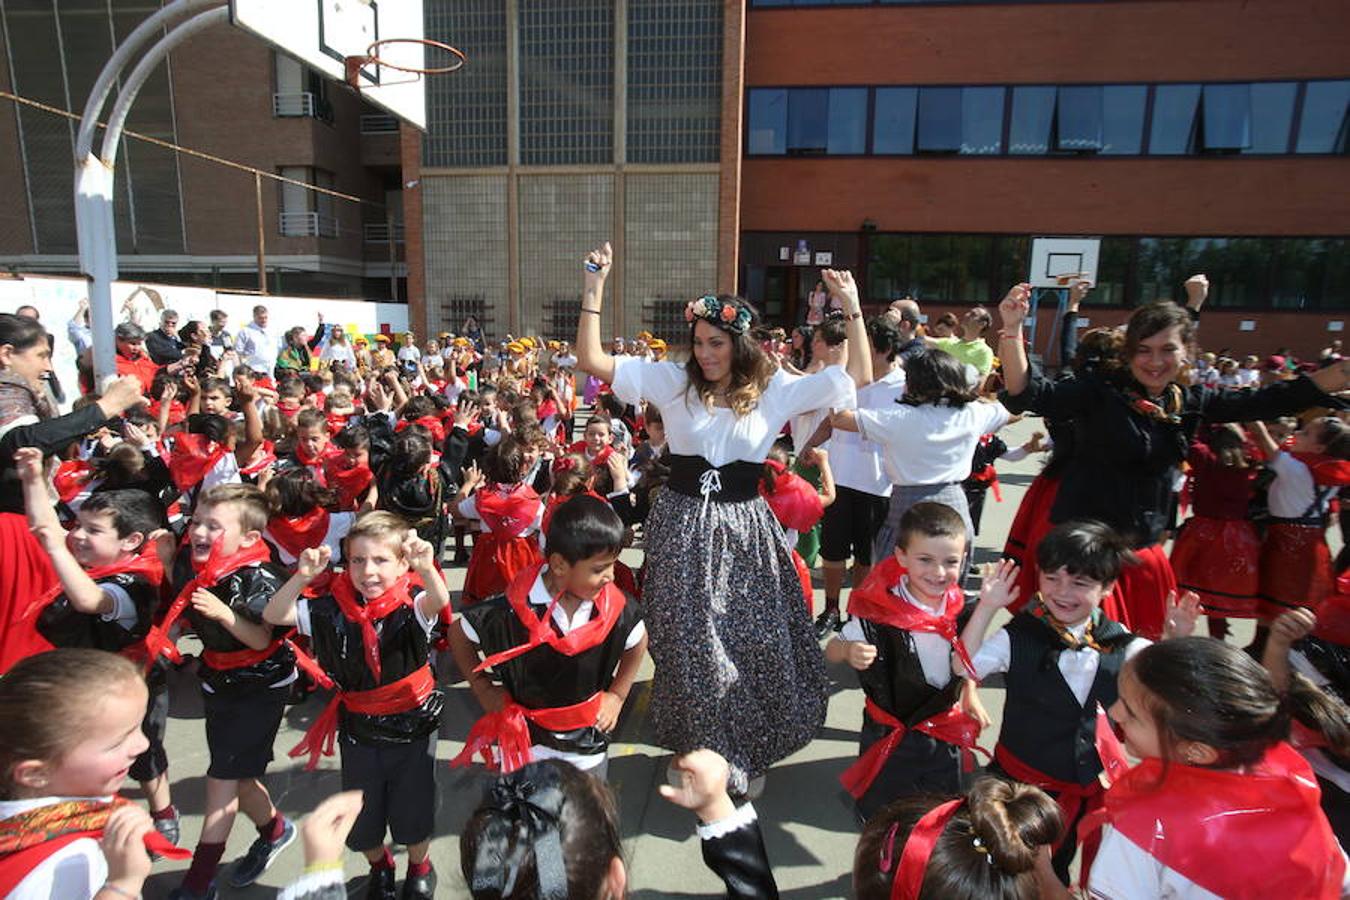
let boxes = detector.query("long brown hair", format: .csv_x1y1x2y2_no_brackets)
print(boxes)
683,297,775,417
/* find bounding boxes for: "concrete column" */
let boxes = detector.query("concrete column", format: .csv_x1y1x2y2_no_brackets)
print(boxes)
717,0,745,296
611,0,627,336
505,0,521,335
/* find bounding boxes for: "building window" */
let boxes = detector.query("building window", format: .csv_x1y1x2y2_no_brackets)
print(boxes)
1246,82,1298,154
1199,84,1251,152
916,87,961,152
627,0,722,164
278,167,338,238
1100,86,1148,155
747,88,788,154
519,0,614,166
424,0,508,166
872,87,918,154
748,87,869,155
1056,86,1103,151
1296,81,1350,154
1148,83,1201,154
1008,86,1055,155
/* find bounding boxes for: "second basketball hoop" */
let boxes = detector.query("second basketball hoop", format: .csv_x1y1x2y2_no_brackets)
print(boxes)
345,38,466,90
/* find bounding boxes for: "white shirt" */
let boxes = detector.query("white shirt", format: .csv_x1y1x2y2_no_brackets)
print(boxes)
0,797,109,900
856,400,1009,486
1267,451,1322,519
830,366,906,496
235,320,282,373
1237,368,1261,388
457,571,646,770
610,357,856,467
971,618,1149,706
840,576,953,689
321,342,357,369
398,346,421,364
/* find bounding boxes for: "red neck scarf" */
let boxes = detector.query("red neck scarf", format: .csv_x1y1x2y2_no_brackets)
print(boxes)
758,459,825,532
239,440,277,477
147,398,186,426
474,564,626,672
324,456,373,509
477,483,541,537
846,556,976,678
168,433,228,492
328,572,416,682
1082,743,1345,899
23,540,166,627
1289,451,1350,487
52,459,95,503
296,440,339,469
266,508,330,559
0,796,189,897
142,539,273,666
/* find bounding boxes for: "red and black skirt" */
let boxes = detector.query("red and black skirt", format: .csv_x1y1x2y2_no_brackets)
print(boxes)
1259,521,1333,622
1170,514,1261,619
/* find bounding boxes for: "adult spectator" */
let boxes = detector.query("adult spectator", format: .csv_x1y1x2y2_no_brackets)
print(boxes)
321,327,357,371
885,297,926,363
145,308,185,365
14,305,38,319
0,313,144,671
66,298,93,356
180,319,220,377
462,314,485,352
929,306,995,376
208,308,232,350
235,304,282,374
114,322,159,393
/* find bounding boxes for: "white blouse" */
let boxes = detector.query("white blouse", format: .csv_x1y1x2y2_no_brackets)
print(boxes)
611,357,855,467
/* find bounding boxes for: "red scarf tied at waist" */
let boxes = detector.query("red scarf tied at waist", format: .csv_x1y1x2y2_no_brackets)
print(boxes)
758,459,825,532
450,693,603,774
845,556,978,679
168,433,228,492
994,742,1105,865
840,699,988,798
290,665,435,770
266,508,330,560
970,436,1002,502
141,539,273,666
0,796,190,897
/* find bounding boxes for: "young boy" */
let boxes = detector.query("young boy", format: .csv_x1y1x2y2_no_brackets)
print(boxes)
570,416,615,466
824,501,988,821
263,511,450,900
449,494,647,778
156,484,299,899
963,520,1198,883
17,449,181,844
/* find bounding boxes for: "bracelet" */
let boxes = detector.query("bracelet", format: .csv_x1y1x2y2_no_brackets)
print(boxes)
304,860,345,875
99,884,139,900
997,331,1023,341
580,308,602,316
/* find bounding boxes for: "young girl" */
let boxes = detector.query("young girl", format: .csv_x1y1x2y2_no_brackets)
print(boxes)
831,348,1009,565
760,444,835,608
456,436,545,606
0,650,189,900
263,466,356,569
1048,637,1349,899
1169,424,1261,638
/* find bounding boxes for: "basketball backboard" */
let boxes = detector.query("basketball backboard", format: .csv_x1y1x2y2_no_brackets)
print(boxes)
1028,237,1101,288
230,0,426,129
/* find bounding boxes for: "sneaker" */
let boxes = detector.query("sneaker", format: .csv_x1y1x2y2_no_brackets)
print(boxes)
228,816,297,888
168,884,217,900
153,811,181,847
366,865,397,900
401,866,438,900
814,608,840,640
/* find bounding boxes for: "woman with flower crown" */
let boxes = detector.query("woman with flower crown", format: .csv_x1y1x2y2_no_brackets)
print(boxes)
997,279,1350,641
574,242,872,794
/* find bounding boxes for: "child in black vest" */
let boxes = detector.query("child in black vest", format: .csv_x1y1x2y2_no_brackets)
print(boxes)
825,501,989,821
962,520,1199,883
264,511,450,900
448,494,647,780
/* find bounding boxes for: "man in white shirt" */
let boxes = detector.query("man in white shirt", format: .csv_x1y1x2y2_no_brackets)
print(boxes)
234,304,281,375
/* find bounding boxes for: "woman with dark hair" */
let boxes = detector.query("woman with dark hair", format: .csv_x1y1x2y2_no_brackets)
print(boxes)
0,313,145,671
575,242,871,794
998,277,1350,639
179,319,218,378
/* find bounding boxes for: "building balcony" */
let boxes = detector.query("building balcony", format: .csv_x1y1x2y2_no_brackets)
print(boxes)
279,211,339,238
272,92,334,123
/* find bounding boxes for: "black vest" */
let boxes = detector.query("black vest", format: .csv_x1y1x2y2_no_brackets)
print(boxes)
173,553,295,694
37,573,157,654
306,595,444,745
856,612,969,726
461,592,642,756
998,611,1134,786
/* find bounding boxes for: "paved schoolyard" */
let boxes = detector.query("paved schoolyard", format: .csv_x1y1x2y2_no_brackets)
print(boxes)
139,416,1255,898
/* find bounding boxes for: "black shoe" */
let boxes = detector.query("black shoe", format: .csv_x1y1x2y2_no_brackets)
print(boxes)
367,866,397,900
834,613,848,634
229,816,297,887
153,811,181,847
814,608,841,639
402,866,437,900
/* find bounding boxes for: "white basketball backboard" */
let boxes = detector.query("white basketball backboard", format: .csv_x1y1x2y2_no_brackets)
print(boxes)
1028,237,1102,289
230,0,426,129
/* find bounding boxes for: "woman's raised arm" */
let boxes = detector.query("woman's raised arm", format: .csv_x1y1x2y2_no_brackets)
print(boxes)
575,241,617,384
821,269,873,387
996,283,1033,396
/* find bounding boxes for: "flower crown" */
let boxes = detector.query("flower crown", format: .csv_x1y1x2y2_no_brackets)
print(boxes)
685,294,752,336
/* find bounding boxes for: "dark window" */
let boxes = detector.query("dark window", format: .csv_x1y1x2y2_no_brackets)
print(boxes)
747,88,787,154
1101,85,1147,154
627,0,723,164
1246,82,1298,154
1056,86,1103,151
1092,237,1134,307
1296,81,1350,154
1008,86,1055,155
1148,84,1201,155
519,0,614,165
424,0,509,167
787,88,829,154
917,86,962,152
826,88,869,154
1273,239,1350,309
872,87,917,154
961,87,1005,155
1200,84,1251,152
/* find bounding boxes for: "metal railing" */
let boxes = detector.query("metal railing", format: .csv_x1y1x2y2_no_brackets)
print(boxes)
363,222,405,243
279,211,339,238
273,92,314,117
360,114,399,134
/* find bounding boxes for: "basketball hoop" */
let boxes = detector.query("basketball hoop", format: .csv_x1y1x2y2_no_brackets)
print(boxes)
345,37,466,89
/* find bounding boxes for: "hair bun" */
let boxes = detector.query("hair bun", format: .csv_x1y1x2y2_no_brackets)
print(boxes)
966,778,1062,875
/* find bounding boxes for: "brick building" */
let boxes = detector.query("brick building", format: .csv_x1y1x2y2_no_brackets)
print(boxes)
0,3,409,303
737,0,1350,361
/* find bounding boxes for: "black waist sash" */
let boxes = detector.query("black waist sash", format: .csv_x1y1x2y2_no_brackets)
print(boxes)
667,454,762,503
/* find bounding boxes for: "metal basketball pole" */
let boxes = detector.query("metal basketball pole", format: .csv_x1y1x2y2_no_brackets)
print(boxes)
74,0,228,386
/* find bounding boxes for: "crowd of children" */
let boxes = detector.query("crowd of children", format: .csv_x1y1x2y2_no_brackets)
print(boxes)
0,253,1348,900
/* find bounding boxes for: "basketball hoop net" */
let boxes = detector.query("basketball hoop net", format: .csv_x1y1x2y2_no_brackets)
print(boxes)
345,38,466,89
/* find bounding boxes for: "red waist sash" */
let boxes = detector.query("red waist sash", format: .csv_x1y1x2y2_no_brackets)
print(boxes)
289,666,436,770
450,692,603,774
840,698,988,799
994,742,1105,865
